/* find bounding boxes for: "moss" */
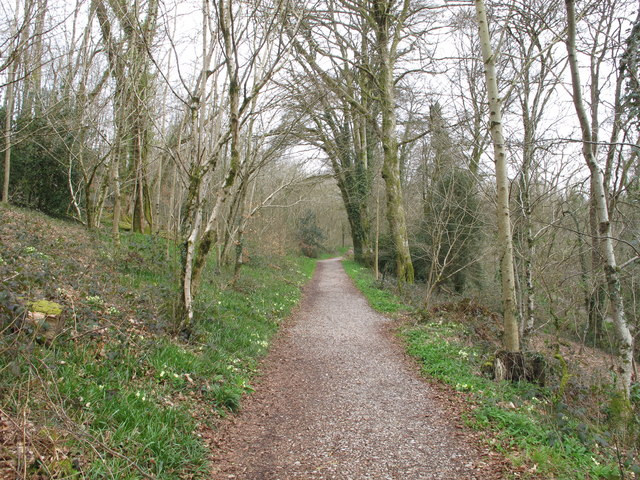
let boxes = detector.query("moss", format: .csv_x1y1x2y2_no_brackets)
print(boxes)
28,299,63,316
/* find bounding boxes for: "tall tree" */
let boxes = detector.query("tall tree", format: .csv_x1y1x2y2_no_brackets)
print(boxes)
564,0,634,396
474,0,519,352
505,0,565,348
371,0,415,284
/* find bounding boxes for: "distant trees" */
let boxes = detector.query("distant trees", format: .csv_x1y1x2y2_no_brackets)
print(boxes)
283,0,424,284
416,103,482,302
283,59,376,264
94,0,159,235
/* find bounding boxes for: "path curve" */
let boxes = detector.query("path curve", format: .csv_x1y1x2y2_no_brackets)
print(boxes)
211,258,505,479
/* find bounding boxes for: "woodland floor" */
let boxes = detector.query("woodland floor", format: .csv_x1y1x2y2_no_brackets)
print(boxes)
210,258,509,479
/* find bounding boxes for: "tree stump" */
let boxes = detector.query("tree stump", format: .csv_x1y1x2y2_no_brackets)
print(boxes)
494,351,546,386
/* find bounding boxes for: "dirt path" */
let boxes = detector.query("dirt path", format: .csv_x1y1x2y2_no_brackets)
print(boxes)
211,258,506,479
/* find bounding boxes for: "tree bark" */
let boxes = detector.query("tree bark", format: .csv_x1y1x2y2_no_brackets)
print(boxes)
475,0,519,352
519,109,535,348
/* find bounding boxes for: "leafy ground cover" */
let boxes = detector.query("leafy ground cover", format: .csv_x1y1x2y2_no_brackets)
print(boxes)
0,204,315,479
342,259,637,480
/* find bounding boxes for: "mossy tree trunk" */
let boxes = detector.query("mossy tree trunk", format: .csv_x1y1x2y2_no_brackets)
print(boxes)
314,104,373,265
372,0,414,285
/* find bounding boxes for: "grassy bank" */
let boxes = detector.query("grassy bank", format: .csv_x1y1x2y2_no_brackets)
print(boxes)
341,260,411,314
342,259,631,480
0,205,315,478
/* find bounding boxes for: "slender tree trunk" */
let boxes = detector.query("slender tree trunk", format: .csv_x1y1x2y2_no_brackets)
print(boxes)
84,177,96,230
22,0,46,114
132,111,146,233
475,0,519,352
519,113,535,349
374,186,380,280
95,170,109,227
565,0,633,396
587,198,605,344
178,0,213,329
2,64,14,203
111,94,125,243
2,0,18,204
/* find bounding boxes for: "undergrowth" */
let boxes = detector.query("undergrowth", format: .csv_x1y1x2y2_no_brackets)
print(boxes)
343,259,636,480
0,205,315,479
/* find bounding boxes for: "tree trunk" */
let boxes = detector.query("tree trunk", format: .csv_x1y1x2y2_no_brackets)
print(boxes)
374,0,414,285
374,187,380,280
2,1,18,204
564,0,633,396
519,111,535,349
2,64,14,203
188,0,242,297
475,0,519,352
587,196,605,345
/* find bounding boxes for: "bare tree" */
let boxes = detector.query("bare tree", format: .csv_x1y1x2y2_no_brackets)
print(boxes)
564,0,634,396
474,0,519,352
176,0,299,329
504,0,566,348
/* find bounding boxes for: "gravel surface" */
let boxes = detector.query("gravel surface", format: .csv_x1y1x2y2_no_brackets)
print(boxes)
211,258,507,479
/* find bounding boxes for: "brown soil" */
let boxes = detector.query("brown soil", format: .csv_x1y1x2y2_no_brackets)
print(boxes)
210,259,508,479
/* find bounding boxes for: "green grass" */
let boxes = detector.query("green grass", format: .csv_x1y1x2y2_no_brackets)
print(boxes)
343,260,625,480
405,324,623,479
341,260,411,313
0,209,316,479
318,246,350,260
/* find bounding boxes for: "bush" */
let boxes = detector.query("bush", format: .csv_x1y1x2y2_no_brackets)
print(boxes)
295,210,325,258
1,109,79,217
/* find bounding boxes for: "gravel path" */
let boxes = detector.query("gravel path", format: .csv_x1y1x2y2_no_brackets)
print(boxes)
211,258,506,479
